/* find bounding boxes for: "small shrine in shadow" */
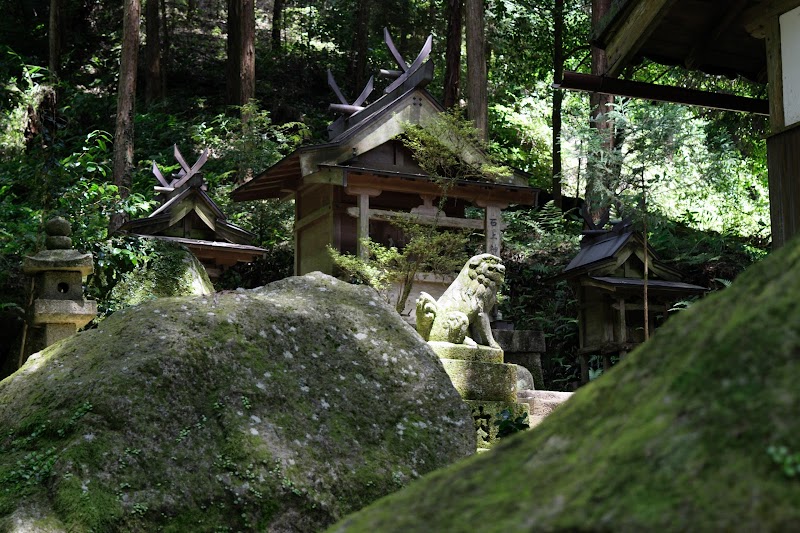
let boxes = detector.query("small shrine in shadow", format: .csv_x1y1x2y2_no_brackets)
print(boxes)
121,146,266,280
231,30,538,311
558,214,707,383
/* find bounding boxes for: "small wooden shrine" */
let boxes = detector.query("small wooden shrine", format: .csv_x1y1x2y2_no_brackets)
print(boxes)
558,216,706,383
231,29,538,303
121,146,266,280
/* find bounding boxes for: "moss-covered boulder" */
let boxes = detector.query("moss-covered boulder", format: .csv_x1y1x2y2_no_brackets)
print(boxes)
329,238,800,532
108,239,214,306
0,273,475,532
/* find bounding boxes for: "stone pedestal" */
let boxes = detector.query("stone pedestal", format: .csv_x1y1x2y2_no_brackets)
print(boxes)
493,329,546,390
428,342,529,449
22,217,97,357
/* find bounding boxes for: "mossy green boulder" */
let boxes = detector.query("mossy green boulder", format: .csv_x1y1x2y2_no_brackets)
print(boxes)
108,239,214,306
0,272,475,532
330,238,800,532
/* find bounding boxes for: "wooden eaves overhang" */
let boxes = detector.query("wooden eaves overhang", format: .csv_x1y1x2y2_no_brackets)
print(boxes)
231,84,535,206
592,0,767,81
553,230,707,295
552,0,787,115
123,186,257,245
556,231,681,281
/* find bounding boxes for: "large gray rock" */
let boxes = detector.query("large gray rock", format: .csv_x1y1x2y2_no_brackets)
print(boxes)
0,272,475,532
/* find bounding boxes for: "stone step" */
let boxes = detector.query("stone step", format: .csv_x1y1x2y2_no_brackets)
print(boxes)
517,390,574,428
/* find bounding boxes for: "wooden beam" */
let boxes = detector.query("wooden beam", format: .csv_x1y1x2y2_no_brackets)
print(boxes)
765,17,785,130
345,207,485,230
294,205,331,232
555,71,769,115
744,0,800,38
302,166,344,187
603,0,679,77
685,0,749,70
344,173,537,206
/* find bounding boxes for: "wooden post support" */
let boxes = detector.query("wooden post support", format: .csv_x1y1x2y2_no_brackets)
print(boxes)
345,186,382,259
357,193,370,259
477,201,507,256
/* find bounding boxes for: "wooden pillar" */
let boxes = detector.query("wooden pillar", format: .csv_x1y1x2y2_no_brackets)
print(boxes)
617,298,626,345
477,201,507,256
765,16,787,247
345,186,381,259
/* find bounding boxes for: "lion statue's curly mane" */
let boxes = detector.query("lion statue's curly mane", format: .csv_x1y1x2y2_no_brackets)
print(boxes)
415,254,505,347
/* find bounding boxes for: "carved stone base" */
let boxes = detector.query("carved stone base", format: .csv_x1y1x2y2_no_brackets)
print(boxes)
428,341,503,363
465,400,529,449
428,341,528,448
439,358,517,404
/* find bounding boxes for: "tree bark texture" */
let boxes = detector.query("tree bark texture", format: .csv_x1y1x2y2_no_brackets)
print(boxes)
271,0,283,50
161,0,171,92
226,0,255,107
145,0,164,105
443,0,462,109
586,0,614,224
465,0,487,140
552,0,564,207
48,0,62,80
111,0,140,233
350,0,371,95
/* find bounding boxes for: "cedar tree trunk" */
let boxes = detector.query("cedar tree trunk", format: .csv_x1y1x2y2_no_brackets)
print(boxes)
49,0,62,80
552,0,564,208
145,0,164,105
226,0,255,107
443,0,462,109
111,0,140,233
586,0,614,224
465,0,487,140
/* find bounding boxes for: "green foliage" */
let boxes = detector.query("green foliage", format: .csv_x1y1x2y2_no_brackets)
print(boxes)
402,110,511,186
0,49,50,153
216,243,294,291
489,88,553,188
500,202,582,390
0,402,92,497
569,96,769,240
767,445,800,479
494,409,530,438
329,242,398,293
330,223,469,314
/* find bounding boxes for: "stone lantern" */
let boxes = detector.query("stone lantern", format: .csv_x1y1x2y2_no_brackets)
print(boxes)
22,217,97,352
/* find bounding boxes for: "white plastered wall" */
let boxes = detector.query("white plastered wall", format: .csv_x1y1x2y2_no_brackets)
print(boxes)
780,6,800,126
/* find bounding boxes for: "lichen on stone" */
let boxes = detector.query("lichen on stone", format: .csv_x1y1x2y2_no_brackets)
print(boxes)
0,272,475,532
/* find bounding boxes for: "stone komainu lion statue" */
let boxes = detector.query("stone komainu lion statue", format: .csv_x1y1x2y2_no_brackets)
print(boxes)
416,254,505,348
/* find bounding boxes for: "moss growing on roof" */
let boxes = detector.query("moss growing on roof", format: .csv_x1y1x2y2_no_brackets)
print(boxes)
330,237,800,532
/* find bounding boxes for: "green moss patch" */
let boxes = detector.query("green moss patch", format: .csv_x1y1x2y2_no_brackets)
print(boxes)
330,237,800,532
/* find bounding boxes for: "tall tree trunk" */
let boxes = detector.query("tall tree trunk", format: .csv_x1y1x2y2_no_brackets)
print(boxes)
226,0,255,107
350,0,371,95
271,0,283,50
160,0,170,94
111,0,140,233
48,0,62,80
443,0,462,109
586,0,614,224
465,0,487,140
145,0,164,105
552,0,564,208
